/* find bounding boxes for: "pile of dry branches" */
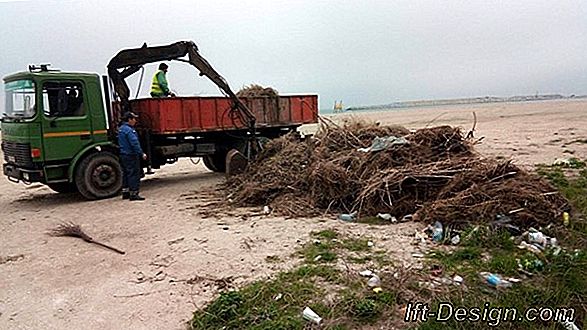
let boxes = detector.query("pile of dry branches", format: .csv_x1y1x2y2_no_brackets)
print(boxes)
227,119,568,228
236,84,279,98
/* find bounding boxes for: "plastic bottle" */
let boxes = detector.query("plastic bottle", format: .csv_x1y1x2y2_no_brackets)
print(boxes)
367,275,381,287
480,272,512,288
563,212,570,226
559,319,580,330
432,221,444,242
338,211,358,222
528,231,547,246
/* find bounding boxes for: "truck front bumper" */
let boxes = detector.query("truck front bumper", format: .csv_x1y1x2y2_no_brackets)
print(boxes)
3,164,43,183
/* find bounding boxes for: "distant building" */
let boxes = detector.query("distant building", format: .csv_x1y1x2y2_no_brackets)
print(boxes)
333,100,344,113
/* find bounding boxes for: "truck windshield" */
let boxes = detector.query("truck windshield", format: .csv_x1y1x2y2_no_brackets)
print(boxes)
4,79,36,119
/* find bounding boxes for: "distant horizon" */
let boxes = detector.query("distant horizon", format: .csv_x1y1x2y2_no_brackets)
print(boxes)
326,92,586,112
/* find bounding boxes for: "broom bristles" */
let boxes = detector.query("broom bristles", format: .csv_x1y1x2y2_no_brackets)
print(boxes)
48,222,93,242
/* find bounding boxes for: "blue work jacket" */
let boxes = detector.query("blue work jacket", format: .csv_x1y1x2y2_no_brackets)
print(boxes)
118,122,144,156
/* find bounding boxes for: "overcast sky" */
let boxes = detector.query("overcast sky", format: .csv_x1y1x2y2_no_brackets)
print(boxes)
1,0,586,108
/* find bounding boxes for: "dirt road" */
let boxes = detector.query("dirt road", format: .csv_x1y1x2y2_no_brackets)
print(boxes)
1,99,586,329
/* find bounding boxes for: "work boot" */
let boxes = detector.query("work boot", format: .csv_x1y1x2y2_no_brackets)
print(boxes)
129,191,145,201
122,189,130,200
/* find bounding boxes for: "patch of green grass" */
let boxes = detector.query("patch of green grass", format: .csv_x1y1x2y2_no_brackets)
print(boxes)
486,251,519,276
461,226,516,251
190,264,331,329
299,232,339,264
538,163,587,246
430,246,483,270
314,229,339,240
190,230,402,330
341,237,371,252
420,163,587,329
347,255,372,264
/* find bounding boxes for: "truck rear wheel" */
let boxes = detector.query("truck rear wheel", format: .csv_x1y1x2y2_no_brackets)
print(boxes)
203,153,226,173
75,152,122,200
47,182,78,194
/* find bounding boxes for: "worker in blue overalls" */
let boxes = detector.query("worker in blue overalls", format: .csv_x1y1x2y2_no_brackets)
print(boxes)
118,112,147,201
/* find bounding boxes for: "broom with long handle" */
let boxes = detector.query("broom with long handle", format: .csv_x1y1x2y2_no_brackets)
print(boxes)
48,222,126,255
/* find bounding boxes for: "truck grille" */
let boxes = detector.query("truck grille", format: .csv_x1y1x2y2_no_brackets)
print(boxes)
2,141,33,167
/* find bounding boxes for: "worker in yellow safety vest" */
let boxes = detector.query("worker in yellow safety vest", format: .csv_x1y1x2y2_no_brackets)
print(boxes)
150,63,176,97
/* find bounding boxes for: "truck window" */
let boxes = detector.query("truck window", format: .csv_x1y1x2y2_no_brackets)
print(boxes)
42,81,85,117
4,79,36,119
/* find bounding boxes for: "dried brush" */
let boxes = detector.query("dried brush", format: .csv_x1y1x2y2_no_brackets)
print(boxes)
48,222,125,255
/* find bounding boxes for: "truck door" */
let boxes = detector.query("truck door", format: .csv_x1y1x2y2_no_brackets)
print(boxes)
40,80,94,162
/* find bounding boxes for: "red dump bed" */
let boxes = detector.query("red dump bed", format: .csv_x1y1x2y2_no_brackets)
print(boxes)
129,95,318,134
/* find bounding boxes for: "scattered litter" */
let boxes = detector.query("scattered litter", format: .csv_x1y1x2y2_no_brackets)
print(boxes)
415,231,427,244
553,158,571,166
480,272,513,288
518,241,543,255
359,270,374,277
167,237,185,245
453,275,464,284
402,214,413,222
313,239,321,245
313,255,322,262
357,135,409,153
302,306,322,325
563,212,570,226
528,231,547,246
432,221,444,242
559,319,580,330
417,281,436,290
492,214,522,236
338,211,358,222
263,205,271,215
434,277,454,285
377,213,396,222
274,293,283,301
367,241,374,247
367,275,381,287
450,235,461,245
412,252,425,258
372,287,383,293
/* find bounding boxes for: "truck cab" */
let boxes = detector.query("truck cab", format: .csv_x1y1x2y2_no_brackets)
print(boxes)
2,66,121,198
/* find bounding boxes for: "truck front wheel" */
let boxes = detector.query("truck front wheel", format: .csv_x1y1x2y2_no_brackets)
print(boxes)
75,152,122,200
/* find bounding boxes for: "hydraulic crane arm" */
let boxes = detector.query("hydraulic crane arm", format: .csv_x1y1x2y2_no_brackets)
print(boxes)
107,41,256,132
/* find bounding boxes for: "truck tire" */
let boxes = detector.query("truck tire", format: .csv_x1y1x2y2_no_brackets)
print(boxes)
202,155,218,172
203,153,226,173
47,182,78,194
75,152,122,200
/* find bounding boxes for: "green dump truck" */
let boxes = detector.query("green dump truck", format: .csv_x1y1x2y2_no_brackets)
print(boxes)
1,41,318,200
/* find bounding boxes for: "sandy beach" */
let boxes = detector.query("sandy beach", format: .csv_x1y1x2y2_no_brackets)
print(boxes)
0,99,586,329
